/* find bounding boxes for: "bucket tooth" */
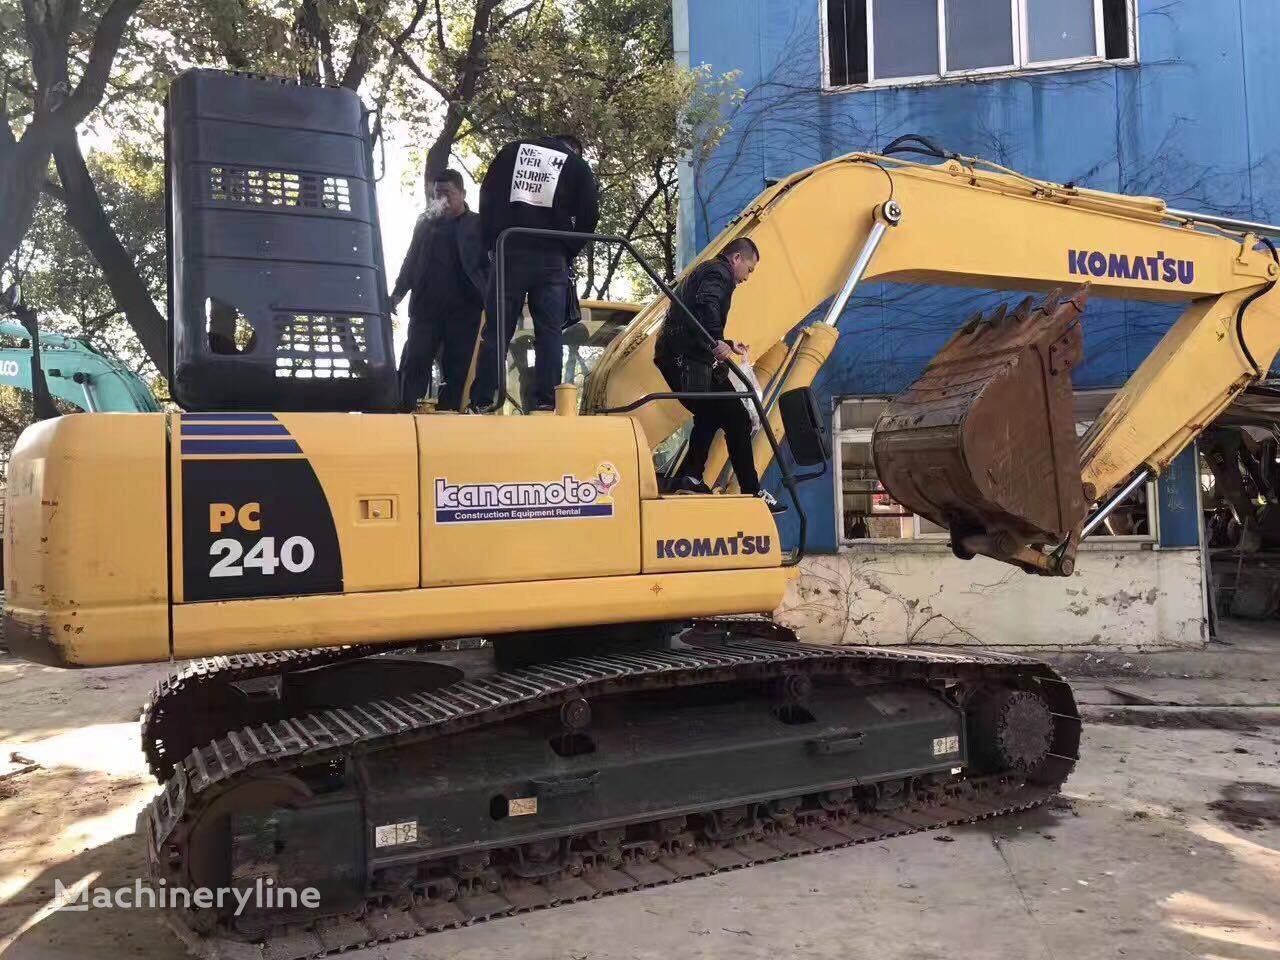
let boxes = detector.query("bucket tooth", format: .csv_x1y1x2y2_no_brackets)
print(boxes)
1038,287,1063,318
1009,295,1035,324
872,285,1091,569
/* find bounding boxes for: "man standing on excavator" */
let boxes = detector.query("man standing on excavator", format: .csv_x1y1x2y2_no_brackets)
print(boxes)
655,237,784,514
471,134,599,412
391,170,488,412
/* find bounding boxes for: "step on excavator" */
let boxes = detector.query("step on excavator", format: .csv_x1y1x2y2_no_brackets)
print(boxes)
5,77,1279,957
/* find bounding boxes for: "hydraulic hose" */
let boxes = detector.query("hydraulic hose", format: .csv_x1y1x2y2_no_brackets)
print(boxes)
1235,236,1280,375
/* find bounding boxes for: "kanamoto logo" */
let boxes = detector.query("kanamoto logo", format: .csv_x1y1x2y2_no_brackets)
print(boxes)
435,463,621,524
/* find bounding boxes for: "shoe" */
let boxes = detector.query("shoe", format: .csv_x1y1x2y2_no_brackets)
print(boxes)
463,404,487,415
755,488,787,514
670,476,712,495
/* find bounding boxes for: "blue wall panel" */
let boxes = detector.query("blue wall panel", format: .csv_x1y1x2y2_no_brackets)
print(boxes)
1158,446,1202,548
688,0,1263,551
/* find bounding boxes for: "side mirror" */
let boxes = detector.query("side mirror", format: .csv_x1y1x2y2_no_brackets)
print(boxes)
779,387,830,468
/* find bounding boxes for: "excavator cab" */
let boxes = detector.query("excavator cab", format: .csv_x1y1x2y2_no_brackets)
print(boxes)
873,287,1091,574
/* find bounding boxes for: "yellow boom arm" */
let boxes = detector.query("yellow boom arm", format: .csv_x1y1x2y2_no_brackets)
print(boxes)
586,152,1280,544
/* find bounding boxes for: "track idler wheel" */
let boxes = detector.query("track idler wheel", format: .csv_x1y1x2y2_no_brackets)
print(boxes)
170,773,313,932
967,687,1055,779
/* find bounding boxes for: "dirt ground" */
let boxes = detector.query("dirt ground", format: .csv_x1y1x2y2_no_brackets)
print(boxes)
0,632,1277,960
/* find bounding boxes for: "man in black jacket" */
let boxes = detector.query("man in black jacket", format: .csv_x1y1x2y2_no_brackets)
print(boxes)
655,237,783,514
391,169,488,412
471,134,599,412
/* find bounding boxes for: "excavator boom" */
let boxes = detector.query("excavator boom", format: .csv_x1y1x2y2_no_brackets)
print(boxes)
587,151,1280,573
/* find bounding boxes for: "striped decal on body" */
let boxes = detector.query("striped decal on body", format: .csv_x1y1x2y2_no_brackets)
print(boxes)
180,439,303,456
180,424,291,436
178,413,302,457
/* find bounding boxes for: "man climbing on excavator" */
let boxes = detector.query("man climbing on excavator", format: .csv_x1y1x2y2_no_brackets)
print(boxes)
654,236,784,513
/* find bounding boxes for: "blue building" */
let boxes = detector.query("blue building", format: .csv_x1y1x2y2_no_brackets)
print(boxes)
673,0,1271,646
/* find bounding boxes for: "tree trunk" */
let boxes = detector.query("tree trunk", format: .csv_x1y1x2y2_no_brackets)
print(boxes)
422,106,466,184
0,134,56,270
52,134,168,371
421,0,499,191
3,0,140,270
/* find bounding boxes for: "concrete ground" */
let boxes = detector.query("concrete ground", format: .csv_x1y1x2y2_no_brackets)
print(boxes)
0,627,1277,960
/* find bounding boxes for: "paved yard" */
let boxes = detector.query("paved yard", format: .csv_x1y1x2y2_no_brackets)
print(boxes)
0,631,1276,960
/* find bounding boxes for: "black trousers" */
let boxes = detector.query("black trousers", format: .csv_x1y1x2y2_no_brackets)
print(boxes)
472,247,568,410
400,300,482,412
656,356,760,495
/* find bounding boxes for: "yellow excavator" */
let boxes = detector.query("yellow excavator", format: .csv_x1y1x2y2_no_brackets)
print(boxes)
5,76,1279,957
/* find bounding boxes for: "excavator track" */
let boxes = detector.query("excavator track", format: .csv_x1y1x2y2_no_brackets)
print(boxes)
141,644,404,782
141,622,1081,959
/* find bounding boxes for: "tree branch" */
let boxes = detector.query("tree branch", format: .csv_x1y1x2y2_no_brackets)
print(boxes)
341,0,384,90
491,1,535,33
433,0,449,54
595,179,664,296
57,0,142,128
419,0,501,186
51,133,167,370
296,0,338,84
384,32,455,102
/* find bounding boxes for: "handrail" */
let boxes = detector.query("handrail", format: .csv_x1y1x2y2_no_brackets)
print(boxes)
488,226,809,565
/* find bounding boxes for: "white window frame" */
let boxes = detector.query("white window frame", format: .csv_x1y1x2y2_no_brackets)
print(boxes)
820,0,1138,91
833,397,945,545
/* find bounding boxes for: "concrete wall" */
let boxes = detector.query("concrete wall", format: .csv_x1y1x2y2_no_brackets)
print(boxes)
777,543,1206,650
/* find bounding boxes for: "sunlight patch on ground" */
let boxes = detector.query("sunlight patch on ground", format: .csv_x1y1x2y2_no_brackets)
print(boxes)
0,780,151,905
1190,820,1280,883
1,722,148,777
0,870,99,952
1162,890,1280,954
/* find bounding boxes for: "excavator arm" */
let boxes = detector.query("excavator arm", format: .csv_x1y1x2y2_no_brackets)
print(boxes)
586,150,1280,573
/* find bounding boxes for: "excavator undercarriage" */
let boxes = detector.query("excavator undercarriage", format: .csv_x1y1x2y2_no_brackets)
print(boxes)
141,620,1078,959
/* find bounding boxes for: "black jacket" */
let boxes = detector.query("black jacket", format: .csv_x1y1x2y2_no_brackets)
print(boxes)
655,255,736,366
480,137,600,258
391,208,488,315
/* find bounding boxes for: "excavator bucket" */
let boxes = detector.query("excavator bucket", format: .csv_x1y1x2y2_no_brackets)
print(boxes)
872,287,1091,571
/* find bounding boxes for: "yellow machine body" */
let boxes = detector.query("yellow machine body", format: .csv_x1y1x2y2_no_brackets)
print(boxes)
5,411,786,667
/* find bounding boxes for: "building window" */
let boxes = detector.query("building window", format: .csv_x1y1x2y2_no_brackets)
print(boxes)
824,0,1135,89
835,392,1156,545
835,398,945,541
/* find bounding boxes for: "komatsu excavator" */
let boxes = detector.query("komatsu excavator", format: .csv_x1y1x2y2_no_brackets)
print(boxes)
5,74,1279,957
